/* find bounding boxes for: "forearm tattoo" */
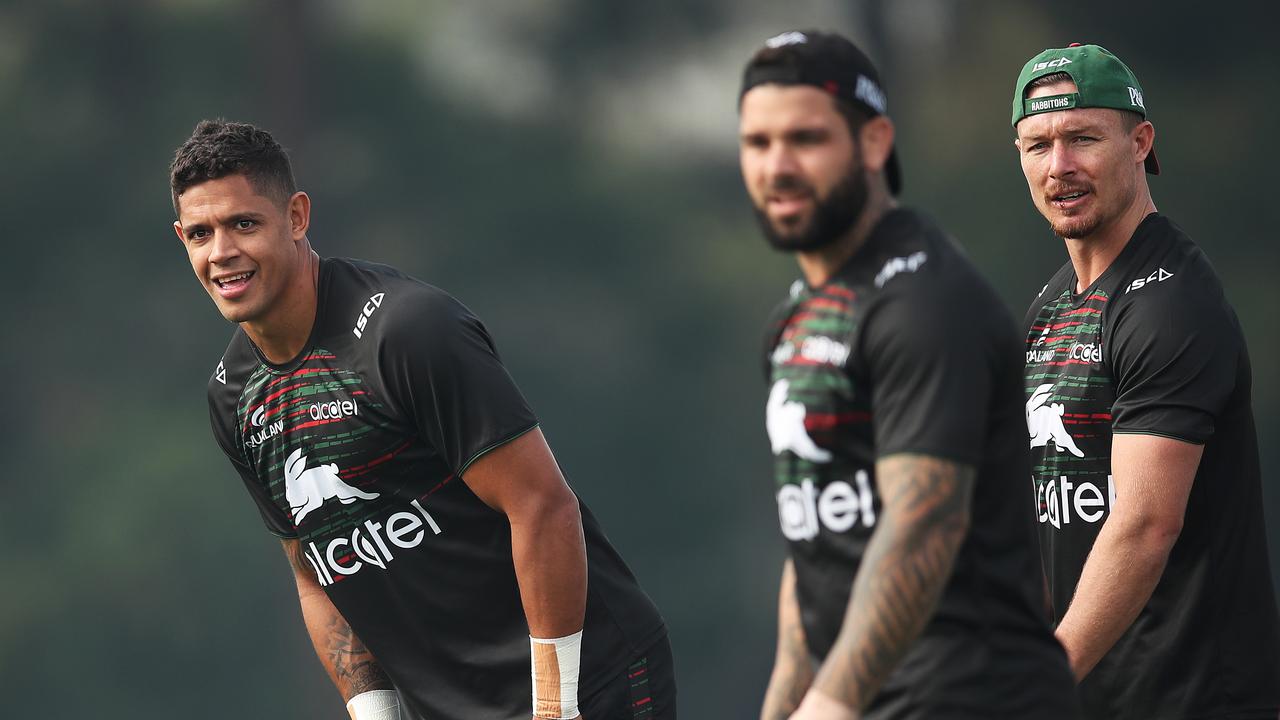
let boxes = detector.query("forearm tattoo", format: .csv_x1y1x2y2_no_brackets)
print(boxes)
814,454,975,711
282,540,393,700
761,562,817,720
325,614,393,698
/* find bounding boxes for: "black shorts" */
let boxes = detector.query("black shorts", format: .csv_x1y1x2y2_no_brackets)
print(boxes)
580,634,677,719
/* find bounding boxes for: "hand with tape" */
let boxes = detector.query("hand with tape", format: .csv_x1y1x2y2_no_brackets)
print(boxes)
346,689,401,720
532,630,584,719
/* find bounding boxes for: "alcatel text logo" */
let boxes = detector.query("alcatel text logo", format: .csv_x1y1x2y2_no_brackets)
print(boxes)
303,499,443,587
778,473,877,542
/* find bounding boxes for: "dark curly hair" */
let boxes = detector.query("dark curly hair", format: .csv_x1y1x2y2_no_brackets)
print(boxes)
169,119,297,216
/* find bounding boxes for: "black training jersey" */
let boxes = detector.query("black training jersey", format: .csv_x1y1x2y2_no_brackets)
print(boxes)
764,209,1078,719
1023,213,1280,719
207,258,666,720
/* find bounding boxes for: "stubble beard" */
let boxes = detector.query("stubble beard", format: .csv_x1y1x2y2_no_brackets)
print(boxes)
1046,172,1139,241
1048,212,1103,241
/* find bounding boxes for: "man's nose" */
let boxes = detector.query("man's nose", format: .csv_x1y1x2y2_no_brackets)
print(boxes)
1048,141,1077,179
207,229,239,264
765,144,802,179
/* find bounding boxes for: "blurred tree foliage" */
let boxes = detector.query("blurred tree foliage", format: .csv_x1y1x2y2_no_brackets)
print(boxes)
0,1,1273,717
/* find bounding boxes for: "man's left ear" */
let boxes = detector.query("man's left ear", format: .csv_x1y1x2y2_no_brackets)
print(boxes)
1134,120,1155,167
859,116,896,174
288,191,311,240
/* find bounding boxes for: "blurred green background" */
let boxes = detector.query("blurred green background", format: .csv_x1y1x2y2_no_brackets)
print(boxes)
1,1,1275,717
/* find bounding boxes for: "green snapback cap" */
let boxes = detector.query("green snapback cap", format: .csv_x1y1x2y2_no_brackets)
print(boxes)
1011,43,1159,174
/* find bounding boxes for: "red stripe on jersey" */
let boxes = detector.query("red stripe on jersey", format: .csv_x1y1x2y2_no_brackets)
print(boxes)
343,441,415,479
805,411,872,429
288,418,341,433
262,366,335,390
804,297,852,313
1060,306,1102,317
260,382,308,405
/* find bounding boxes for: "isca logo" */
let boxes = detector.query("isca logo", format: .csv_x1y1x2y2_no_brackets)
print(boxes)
352,292,385,339
1033,57,1072,72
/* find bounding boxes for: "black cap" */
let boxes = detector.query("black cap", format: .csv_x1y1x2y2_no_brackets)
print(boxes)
740,30,902,195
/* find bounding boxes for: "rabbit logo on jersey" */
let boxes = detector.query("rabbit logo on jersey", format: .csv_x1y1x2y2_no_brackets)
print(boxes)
1026,384,1084,458
767,379,832,463
285,448,380,525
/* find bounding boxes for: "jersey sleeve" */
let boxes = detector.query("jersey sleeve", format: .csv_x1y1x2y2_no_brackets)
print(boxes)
1106,283,1238,443
861,287,994,465
207,396,297,538
378,289,539,475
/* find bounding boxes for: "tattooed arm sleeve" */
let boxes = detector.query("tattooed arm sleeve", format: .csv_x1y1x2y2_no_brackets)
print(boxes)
282,538,395,702
809,454,974,712
760,559,816,720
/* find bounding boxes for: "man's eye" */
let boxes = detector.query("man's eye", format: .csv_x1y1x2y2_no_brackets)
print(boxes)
236,219,256,230
189,229,210,240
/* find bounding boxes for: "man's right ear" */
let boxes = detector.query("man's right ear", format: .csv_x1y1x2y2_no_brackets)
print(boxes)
858,115,895,175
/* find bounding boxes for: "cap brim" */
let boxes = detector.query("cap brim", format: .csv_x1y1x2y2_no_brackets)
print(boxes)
1145,144,1160,175
886,147,903,195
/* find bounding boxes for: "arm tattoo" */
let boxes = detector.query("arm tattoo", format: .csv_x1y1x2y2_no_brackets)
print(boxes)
281,539,393,700
760,561,817,720
812,453,975,711
324,613,394,697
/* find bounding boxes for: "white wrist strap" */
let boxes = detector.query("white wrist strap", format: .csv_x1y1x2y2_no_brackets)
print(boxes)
346,689,401,720
531,630,583,719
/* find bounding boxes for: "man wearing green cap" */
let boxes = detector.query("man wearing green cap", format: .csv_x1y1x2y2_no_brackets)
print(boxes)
1012,43,1280,719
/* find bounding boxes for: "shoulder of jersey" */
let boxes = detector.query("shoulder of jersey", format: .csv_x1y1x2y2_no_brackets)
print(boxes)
1111,219,1224,308
862,211,957,293
208,328,255,395
327,256,468,343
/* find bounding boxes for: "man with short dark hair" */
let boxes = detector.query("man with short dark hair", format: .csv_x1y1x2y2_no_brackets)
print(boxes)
1012,43,1280,719
738,31,1078,720
170,119,673,720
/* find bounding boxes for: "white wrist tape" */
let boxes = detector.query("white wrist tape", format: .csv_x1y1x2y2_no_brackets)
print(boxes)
346,689,401,720
531,630,583,719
